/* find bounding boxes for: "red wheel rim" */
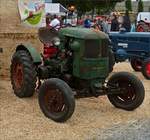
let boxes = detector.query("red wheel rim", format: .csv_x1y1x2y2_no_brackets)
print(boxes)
12,62,24,90
146,62,150,76
116,79,136,102
44,88,65,113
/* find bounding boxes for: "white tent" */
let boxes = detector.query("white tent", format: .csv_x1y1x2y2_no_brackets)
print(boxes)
45,3,68,15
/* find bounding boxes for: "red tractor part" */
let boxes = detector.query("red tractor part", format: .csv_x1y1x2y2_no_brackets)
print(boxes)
142,58,150,80
137,22,150,32
43,43,58,59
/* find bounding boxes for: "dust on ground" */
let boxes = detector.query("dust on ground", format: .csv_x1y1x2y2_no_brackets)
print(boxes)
0,62,150,140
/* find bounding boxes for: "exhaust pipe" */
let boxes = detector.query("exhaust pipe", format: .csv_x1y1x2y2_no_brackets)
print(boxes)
0,48,3,53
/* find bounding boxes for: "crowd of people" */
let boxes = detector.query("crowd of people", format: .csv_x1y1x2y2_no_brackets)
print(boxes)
45,12,134,33
83,12,133,33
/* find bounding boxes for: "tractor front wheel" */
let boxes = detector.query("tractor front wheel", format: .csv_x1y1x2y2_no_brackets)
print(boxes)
10,50,37,97
141,58,150,80
130,59,142,71
107,72,145,111
38,78,75,122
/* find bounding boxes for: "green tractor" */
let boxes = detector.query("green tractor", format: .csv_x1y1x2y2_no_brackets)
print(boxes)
10,27,145,122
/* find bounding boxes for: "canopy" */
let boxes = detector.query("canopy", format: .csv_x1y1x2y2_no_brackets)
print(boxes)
45,3,68,15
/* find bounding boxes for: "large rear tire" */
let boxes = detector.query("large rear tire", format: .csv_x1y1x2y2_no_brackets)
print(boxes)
10,50,37,97
141,58,150,80
38,78,75,122
107,72,145,111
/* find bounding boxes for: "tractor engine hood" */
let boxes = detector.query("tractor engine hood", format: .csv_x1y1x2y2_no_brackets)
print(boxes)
109,31,150,38
59,27,109,40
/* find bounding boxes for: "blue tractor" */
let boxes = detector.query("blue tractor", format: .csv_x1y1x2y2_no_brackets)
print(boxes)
109,31,150,80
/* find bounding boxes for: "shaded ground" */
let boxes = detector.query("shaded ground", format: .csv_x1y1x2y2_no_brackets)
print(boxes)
0,62,150,140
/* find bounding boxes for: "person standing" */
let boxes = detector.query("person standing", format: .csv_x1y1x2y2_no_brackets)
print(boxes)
102,17,109,33
49,14,60,31
84,15,91,28
122,11,131,32
110,13,119,31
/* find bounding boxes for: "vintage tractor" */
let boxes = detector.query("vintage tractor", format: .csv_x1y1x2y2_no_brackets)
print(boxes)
136,12,150,32
109,30,150,80
10,27,145,122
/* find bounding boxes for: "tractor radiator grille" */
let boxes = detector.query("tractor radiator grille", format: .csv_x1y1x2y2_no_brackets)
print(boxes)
84,40,100,58
84,39,108,58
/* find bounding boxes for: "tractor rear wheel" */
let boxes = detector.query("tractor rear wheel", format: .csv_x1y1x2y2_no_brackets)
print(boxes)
130,59,142,71
10,50,37,97
141,58,150,80
38,78,75,122
107,72,145,111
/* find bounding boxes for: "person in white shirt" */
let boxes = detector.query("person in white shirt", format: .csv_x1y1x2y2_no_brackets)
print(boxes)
49,15,60,31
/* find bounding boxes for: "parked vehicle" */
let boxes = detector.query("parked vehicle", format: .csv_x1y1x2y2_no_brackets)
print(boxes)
136,12,150,32
10,27,145,122
109,30,150,79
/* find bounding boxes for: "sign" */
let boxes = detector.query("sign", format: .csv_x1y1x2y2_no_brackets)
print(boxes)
45,3,68,16
118,43,128,48
18,0,46,27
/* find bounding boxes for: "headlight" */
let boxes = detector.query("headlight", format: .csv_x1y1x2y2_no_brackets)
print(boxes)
53,37,60,46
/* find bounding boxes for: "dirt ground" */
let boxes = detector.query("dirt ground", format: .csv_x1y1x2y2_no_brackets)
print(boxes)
0,35,42,78
0,62,150,140
0,1,150,139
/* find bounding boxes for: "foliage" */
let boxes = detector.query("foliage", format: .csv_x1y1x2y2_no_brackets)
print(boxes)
52,0,125,20
96,1,117,15
125,0,132,11
53,0,124,14
138,0,144,12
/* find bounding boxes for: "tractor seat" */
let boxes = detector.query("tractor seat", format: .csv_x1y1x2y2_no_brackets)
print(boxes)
38,27,58,44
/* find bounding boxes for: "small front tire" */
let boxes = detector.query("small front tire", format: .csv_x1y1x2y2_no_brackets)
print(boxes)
38,78,75,122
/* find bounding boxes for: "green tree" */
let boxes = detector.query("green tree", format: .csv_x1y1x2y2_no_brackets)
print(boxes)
96,1,117,15
125,0,132,12
53,0,124,13
53,0,124,18
138,0,144,12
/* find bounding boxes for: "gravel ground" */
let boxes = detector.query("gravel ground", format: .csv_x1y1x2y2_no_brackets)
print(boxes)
0,62,150,140
86,119,150,140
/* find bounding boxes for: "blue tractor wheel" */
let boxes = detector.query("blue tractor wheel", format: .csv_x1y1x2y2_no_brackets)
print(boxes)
130,59,142,72
142,58,150,80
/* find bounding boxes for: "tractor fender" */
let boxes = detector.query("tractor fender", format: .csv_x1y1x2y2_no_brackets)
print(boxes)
16,44,42,64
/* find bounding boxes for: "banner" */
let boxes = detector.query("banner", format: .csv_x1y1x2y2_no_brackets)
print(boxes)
18,0,46,28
